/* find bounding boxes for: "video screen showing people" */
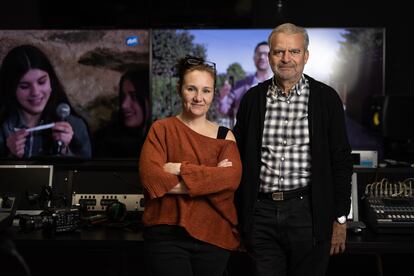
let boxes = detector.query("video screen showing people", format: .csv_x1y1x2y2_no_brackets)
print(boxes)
151,28,385,157
0,30,150,160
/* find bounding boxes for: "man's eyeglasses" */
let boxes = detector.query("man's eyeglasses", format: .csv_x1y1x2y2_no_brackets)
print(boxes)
184,56,216,71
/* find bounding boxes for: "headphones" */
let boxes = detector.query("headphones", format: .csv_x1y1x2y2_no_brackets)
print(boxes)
106,202,127,222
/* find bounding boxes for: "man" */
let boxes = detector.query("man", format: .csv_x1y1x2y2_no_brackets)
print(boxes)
233,23,353,276
218,41,271,127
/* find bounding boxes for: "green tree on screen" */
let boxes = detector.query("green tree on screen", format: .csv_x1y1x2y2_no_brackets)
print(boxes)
152,30,207,119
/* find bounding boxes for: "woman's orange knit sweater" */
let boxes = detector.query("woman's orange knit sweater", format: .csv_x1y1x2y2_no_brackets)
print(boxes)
139,117,242,250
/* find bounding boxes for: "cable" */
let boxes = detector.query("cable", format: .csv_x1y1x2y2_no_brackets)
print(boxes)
8,248,32,276
0,235,31,276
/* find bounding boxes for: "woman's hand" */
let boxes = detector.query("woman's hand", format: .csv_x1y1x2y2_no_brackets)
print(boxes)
217,158,232,167
163,162,181,175
168,182,189,194
6,129,29,158
52,122,74,152
165,159,232,195
163,163,187,194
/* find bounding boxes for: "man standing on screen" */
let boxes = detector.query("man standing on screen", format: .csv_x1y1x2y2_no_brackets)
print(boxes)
218,41,271,128
233,23,353,276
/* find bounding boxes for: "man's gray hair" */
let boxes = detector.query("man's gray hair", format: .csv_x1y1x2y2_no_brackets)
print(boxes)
268,23,309,51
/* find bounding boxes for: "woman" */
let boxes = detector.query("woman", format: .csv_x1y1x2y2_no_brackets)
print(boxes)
93,68,150,158
0,44,91,159
139,56,242,276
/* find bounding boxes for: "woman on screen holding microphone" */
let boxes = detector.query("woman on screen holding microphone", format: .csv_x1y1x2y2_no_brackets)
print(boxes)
0,44,91,159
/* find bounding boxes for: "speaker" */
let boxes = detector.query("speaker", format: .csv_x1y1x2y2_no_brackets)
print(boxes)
366,95,384,132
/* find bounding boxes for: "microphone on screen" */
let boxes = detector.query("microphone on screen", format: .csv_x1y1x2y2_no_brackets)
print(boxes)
54,103,71,155
56,103,71,121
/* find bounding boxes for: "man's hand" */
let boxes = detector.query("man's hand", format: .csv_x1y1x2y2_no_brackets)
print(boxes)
330,221,347,255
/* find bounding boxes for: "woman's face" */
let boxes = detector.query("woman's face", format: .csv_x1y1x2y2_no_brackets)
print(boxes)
180,70,215,118
16,69,52,116
121,79,145,128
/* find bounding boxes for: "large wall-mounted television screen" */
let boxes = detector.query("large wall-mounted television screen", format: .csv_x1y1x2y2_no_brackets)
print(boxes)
0,29,150,160
151,28,385,155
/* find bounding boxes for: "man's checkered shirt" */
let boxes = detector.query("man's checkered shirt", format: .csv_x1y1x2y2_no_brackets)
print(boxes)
259,75,311,193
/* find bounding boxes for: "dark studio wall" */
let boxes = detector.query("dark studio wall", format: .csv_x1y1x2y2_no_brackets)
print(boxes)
0,0,410,98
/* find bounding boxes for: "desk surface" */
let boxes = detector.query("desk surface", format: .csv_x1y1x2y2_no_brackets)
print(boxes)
9,224,414,254
346,229,414,254
5,225,146,276
7,225,414,276
10,224,144,248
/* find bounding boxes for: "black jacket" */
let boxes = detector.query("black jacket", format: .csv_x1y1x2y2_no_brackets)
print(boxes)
233,75,353,241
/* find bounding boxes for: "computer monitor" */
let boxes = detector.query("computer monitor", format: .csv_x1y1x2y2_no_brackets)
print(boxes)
0,165,54,214
0,29,150,160
151,28,385,156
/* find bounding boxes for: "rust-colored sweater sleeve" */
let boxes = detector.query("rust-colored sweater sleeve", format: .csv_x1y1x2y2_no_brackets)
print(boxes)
139,122,180,199
180,141,242,197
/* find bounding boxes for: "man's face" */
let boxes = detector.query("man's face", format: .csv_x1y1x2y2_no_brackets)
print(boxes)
254,44,270,72
268,32,309,83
